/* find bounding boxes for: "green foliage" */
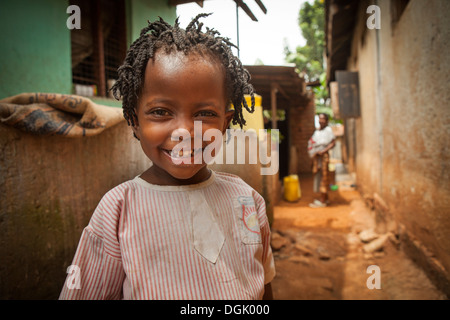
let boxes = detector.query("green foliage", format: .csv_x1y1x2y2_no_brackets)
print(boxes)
254,58,264,65
267,129,285,143
263,110,286,142
263,109,286,122
285,0,325,82
313,72,328,106
285,0,336,120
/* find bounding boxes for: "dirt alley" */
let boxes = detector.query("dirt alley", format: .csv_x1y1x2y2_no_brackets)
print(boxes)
269,168,447,300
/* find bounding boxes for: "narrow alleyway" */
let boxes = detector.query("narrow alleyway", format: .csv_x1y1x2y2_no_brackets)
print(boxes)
270,163,447,300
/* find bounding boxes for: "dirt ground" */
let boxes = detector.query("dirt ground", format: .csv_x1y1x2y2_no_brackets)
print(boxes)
270,169,447,300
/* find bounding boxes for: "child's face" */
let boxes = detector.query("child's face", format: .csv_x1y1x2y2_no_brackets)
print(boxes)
133,51,233,185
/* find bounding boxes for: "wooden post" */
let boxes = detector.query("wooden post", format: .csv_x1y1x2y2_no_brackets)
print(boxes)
271,83,278,129
93,0,106,97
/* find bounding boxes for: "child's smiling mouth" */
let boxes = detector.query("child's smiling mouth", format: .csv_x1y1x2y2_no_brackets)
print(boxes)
161,147,204,161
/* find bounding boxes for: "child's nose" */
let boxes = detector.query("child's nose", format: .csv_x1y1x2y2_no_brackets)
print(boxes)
174,117,195,138
170,119,204,149
171,127,192,144
173,117,203,140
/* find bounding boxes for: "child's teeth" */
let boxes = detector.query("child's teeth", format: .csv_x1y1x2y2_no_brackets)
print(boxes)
170,148,202,158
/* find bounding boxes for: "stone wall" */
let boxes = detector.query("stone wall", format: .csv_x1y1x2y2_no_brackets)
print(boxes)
289,95,316,174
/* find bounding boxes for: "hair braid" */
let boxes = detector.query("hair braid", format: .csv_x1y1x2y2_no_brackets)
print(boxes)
111,13,255,130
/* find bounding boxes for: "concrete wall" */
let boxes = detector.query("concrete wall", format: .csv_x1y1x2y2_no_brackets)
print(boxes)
346,0,450,293
0,122,151,299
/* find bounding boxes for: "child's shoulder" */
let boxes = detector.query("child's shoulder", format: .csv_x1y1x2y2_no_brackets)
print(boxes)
212,171,266,215
213,171,249,186
111,176,139,192
99,177,140,204
213,171,263,199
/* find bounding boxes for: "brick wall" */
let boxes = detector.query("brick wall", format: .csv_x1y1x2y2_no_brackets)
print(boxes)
289,95,316,174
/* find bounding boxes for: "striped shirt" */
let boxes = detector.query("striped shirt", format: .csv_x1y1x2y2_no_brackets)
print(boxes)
59,171,275,300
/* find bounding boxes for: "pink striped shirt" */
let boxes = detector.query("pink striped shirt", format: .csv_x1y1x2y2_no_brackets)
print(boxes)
59,171,275,300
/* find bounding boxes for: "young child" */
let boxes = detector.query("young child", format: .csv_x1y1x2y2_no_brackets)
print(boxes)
59,14,275,300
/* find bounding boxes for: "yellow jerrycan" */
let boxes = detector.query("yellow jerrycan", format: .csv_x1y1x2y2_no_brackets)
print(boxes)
283,175,301,202
230,94,264,138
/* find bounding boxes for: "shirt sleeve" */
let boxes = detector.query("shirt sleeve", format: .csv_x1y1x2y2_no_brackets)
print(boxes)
253,191,276,284
59,192,126,300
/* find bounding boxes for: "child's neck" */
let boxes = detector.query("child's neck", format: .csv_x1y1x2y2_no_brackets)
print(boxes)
139,166,212,186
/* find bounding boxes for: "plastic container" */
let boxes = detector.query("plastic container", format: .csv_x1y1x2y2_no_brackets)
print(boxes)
283,174,301,202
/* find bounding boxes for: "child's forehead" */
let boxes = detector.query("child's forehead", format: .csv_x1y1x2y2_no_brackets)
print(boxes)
152,47,222,65
146,49,226,80
140,49,229,105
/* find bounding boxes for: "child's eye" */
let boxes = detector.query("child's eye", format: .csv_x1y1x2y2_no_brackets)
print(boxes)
196,110,217,117
148,109,171,117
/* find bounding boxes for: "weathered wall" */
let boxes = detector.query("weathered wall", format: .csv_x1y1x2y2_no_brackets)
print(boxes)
347,0,382,198
346,0,450,293
0,122,151,299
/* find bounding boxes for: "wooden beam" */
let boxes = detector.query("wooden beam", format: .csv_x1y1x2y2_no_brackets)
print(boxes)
168,0,202,6
306,80,321,87
271,83,278,129
249,74,304,83
93,0,106,97
273,83,290,101
254,0,267,14
234,0,258,21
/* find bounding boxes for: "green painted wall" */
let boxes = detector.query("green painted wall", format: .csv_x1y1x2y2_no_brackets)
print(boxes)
0,0,177,102
0,0,72,99
126,0,177,45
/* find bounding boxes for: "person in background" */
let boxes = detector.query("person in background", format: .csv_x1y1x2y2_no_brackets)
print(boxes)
308,113,336,208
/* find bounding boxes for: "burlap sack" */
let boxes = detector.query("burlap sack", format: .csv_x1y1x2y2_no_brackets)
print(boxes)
0,93,124,137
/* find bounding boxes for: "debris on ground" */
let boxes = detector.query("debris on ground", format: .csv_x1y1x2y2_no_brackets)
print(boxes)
270,173,447,300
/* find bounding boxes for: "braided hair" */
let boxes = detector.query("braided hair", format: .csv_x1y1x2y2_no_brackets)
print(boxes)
111,13,255,130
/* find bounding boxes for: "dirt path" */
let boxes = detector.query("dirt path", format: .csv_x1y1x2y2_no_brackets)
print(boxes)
270,171,447,300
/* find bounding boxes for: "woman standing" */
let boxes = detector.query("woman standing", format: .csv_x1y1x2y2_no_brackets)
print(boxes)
308,113,336,208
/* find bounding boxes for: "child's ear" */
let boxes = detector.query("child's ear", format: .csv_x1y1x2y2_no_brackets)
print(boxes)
131,117,141,141
222,109,235,134
131,125,141,141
